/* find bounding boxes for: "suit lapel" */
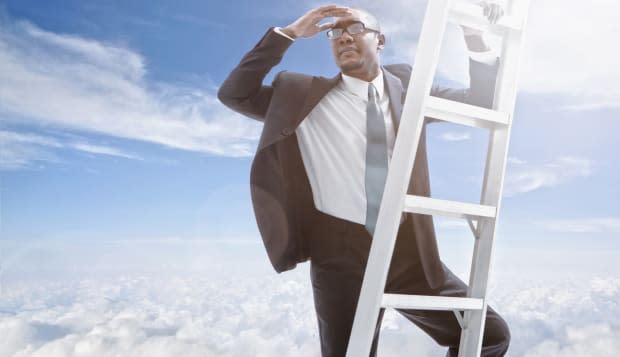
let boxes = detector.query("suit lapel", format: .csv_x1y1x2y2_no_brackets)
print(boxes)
297,69,405,130
260,69,404,151
383,67,405,132
295,74,341,126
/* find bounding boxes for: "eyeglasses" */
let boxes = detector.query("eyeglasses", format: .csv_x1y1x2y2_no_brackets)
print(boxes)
326,21,379,40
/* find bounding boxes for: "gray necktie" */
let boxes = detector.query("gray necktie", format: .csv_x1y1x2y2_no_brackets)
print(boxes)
365,83,388,236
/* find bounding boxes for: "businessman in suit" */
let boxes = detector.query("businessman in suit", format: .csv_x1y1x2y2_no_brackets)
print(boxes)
218,4,510,356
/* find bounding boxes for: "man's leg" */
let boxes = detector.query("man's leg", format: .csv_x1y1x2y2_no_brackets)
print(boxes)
308,210,419,357
310,256,384,357
308,210,509,356
388,264,511,357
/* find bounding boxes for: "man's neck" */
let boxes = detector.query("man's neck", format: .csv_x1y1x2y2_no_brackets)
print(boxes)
342,65,381,82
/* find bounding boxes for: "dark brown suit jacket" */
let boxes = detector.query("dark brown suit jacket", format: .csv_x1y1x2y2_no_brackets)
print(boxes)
218,28,499,289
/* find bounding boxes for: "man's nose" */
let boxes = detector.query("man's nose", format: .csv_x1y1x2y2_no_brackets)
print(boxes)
338,31,354,43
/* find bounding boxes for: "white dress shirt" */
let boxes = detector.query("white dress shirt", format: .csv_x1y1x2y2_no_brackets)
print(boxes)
295,72,395,225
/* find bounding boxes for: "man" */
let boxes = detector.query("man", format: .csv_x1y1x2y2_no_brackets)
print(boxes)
218,4,510,356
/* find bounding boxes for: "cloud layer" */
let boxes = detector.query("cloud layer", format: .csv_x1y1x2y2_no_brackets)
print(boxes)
1,240,619,356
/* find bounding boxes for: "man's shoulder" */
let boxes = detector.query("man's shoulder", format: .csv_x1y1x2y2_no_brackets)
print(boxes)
384,63,412,78
384,63,412,90
274,70,313,84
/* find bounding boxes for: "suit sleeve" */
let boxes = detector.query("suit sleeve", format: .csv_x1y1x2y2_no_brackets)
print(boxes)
217,28,294,122
430,57,500,109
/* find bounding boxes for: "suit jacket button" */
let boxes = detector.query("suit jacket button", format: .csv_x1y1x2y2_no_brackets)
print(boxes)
281,128,292,136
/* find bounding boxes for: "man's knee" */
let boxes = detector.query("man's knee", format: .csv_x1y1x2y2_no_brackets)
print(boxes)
484,309,511,355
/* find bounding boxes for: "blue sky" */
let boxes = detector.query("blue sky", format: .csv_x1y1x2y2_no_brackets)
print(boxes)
2,0,618,249
1,0,620,356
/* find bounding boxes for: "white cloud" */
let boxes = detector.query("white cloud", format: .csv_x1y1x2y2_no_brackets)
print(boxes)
70,143,142,160
0,20,261,159
0,130,141,169
518,0,620,110
537,217,620,233
1,239,619,356
0,130,63,169
523,324,620,357
439,131,471,141
507,156,526,165
503,156,591,196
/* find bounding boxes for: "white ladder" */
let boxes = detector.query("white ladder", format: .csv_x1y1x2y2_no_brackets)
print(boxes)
346,0,530,356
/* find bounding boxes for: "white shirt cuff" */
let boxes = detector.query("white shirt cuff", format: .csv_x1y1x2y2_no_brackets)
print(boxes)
468,49,498,65
274,27,295,41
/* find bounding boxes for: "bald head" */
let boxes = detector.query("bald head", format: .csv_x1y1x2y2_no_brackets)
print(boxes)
334,8,381,33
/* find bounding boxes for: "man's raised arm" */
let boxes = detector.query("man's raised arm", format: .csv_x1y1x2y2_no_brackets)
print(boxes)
429,2,505,110
217,5,350,121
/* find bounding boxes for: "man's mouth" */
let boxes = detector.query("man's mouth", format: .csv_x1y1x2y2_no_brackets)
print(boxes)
339,47,357,56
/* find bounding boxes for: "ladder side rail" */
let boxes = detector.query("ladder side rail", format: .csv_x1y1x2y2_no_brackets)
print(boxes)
345,0,454,356
460,0,532,355
470,0,531,301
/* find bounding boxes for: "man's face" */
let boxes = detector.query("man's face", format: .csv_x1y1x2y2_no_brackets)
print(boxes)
330,12,384,77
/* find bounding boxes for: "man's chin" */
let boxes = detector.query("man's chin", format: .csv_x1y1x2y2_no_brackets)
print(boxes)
338,60,363,73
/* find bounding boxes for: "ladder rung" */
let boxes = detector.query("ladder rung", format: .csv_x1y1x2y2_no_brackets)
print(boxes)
425,96,509,129
382,294,484,311
448,1,524,34
404,195,496,219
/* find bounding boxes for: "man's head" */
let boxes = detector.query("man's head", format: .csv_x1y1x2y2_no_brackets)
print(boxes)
328,8,385,81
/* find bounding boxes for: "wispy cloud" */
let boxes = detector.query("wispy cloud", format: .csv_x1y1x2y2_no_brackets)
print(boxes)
0,130,62,169
0,130,141,170
439,131,471,142
507,156,526,165
536,218,620,233
504,156,591,196
70,142,142,160
0,20,260,160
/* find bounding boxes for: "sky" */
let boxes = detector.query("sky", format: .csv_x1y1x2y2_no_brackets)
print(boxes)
0,0,619,356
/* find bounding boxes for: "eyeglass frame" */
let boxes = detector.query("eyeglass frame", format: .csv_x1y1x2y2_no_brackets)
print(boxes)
326,21,380,40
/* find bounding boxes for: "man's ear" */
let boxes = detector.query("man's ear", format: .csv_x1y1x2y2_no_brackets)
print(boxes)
378,33,386,50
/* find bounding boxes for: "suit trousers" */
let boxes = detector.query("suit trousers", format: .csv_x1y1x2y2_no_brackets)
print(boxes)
308,209,510,357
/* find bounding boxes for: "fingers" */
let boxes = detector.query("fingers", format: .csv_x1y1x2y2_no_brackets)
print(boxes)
489,4,504,24
312,5,351,20
317,22,335,32
310,5,350,34
288,5,350,39
480,2,504,24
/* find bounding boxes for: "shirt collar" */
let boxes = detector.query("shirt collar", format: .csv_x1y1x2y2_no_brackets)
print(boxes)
340,69,385,100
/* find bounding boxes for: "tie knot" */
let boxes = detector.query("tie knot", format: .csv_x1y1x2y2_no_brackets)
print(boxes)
368,83,378,101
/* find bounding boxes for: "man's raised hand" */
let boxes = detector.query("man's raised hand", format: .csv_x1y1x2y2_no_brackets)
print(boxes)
462,1,505,36
281,5,351,39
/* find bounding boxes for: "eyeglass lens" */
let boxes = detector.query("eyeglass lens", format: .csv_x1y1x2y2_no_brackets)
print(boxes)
327,22,366,39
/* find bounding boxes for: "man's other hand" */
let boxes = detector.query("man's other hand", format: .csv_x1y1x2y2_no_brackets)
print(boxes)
281,5,351,39
461,1,505,37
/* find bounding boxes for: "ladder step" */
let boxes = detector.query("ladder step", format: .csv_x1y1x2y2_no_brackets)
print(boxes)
404,195,496,219
448,1,524,34
425,96,509,129
382,294,484,311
